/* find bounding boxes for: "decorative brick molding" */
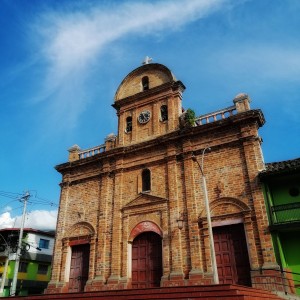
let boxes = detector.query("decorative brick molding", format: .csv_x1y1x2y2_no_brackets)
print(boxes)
129,221,162,242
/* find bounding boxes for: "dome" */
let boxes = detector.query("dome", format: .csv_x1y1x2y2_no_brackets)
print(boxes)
114,63,177,102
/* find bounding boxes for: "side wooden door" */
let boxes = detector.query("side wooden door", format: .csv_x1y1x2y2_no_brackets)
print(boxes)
213,224,251,286
69,244,90,292
132,232,162,288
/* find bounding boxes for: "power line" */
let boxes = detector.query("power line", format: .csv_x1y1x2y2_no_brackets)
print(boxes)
0,190,58,209
0,191,22,200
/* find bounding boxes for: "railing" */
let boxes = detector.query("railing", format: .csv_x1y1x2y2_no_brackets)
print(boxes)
195,105,236,126
78,144,106,159
77,106,237,160
252,267,300,296
270,202,300,225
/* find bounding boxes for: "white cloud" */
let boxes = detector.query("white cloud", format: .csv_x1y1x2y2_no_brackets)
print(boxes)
0,210,57,231
31,0,230,129
0,212,15,229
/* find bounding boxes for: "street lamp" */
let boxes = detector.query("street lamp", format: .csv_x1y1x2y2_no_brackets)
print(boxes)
192,148,219,284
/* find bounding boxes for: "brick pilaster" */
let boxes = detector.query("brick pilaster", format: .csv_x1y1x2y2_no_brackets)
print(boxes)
182,142,203,280
166,145,184,283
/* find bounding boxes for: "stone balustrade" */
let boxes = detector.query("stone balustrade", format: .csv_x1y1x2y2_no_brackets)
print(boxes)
195,105,236,126
78,144,106,159
195,93,251,126
69,94,251,161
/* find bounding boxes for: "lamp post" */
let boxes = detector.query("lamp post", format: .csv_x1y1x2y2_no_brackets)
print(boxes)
192,148,219,284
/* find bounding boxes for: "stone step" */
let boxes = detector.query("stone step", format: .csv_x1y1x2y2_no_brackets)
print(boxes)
2,284,284,300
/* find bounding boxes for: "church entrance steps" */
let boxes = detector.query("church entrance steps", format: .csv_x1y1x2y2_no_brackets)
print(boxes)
2,284,284,299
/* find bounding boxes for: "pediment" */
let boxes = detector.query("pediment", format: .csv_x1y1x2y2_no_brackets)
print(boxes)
122,193,167,211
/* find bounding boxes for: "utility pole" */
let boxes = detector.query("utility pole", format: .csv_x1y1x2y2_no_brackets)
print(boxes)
10,191,30,297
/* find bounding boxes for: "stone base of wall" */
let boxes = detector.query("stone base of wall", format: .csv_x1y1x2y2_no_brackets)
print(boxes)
45,282,67,294
160,271,214,287
46,268,294,296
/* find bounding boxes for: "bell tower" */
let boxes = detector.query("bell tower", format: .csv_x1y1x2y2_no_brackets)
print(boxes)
113,61,185,146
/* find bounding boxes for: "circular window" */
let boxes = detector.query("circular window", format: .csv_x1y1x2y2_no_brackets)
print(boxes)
289,187,300,197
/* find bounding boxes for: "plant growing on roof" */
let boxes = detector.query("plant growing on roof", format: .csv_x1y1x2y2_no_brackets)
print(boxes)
179,108,197,128
184,108,196,126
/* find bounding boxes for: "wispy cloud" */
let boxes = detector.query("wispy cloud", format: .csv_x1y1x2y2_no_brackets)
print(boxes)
40,0,227,75
31,0,230,129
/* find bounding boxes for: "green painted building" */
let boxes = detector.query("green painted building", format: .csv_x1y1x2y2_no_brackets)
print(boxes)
0,228,54,297
260,157,300,295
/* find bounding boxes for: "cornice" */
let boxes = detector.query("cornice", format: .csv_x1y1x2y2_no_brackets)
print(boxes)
112,81,185,110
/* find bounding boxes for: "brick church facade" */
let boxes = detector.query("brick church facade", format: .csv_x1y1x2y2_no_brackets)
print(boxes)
46,62,286,294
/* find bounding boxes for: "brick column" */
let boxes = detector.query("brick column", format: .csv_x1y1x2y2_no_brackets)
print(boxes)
168,91,182,132
117,110,125,146
107,160,124,288
46,182,70,293
182,142,203,282
241,124,278,270
129,110,136,144
152,101,159,136
166,145,184,284
85,173,110,290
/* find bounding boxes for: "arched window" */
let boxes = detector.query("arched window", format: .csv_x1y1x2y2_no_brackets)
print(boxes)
142,169,151,191
160,105,168,121
142,76,149,91
126,116,132,133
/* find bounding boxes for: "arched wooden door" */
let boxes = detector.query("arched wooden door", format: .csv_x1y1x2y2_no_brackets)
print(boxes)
132,232,162,288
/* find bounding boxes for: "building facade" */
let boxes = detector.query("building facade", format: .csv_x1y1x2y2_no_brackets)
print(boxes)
260,158,300,295
0,228,54,297
46,62,286,294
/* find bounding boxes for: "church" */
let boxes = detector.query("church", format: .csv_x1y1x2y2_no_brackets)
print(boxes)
46,60,285,294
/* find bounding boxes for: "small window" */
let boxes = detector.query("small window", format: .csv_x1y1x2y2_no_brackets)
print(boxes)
19,262,28,273
160,105,168,121
126,116,132,133
142,169,151,192
142,76,149,91
39,239,50,249
37,264,49,275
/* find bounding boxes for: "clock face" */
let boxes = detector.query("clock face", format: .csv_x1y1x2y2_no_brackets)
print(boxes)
138,110,151,124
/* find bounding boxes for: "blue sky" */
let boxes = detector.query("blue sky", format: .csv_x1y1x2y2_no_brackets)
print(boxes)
0,0,299,230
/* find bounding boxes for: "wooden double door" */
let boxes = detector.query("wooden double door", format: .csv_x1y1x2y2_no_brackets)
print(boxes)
69,244,90,292
213,224,251,286
132,232,162,288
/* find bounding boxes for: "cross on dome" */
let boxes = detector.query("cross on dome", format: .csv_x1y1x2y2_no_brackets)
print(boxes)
142,56,153,65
